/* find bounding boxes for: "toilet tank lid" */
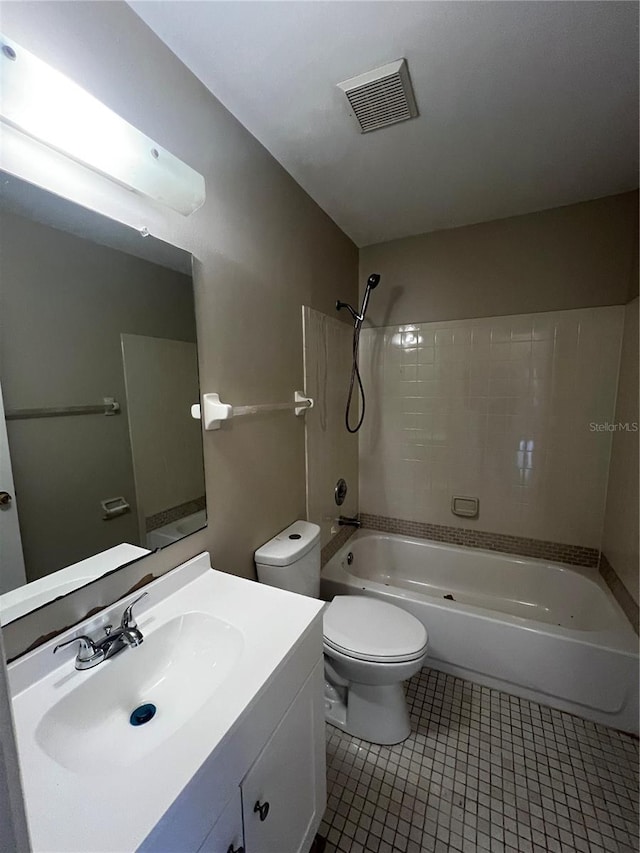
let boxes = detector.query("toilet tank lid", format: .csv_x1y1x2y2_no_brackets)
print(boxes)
254,520,321,567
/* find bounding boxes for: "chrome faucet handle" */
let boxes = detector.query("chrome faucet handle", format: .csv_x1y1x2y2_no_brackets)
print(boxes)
53,635,98,656
121,591,148,630
53,635,104,669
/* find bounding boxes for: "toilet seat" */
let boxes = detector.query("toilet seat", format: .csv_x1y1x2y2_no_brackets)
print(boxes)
323,596,428,664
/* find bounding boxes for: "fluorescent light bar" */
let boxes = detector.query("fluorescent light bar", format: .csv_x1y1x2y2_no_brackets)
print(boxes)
0,34,205,215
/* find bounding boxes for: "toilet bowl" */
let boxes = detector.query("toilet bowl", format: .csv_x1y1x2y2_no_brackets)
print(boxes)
322,595,428,743
255,521,428,745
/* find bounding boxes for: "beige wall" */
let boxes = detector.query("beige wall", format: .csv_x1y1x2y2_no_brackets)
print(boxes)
0,0,357,660
360,192,638,327
602,298,639,604
303,307,359,547
0,210,196,582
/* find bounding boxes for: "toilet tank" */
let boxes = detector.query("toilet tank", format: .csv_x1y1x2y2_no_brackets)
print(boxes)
254,520,321,597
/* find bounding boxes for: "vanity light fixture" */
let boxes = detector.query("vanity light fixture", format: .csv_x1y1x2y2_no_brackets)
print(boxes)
0,35,205,215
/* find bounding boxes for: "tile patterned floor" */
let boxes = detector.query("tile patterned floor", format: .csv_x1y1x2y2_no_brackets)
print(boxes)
320,669,639,853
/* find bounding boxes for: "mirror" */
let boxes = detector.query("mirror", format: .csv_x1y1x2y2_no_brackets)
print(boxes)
0,172,206,624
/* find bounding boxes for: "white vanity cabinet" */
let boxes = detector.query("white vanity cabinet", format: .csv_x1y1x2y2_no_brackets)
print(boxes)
194,660,326,853
198,790,244,853
240,662,323,853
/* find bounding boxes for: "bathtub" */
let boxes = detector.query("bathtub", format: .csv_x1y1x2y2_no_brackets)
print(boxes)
146,510,206,549
321,530,639,734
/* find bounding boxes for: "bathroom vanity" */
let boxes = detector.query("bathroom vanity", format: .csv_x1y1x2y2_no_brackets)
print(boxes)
8,553,326,853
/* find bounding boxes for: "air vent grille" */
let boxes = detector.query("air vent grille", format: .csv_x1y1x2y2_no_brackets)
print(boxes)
338,59,418,134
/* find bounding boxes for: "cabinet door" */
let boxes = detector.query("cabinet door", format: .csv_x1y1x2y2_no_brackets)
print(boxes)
198,788,244,853
241,662,325,853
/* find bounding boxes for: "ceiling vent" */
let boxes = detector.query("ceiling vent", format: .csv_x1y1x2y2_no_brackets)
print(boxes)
337,59,418,134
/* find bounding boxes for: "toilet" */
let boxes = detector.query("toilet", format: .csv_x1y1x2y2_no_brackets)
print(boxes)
255,520,428,745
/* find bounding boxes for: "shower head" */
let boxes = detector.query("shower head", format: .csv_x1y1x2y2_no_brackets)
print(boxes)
359,272,381,322
336,272,381,326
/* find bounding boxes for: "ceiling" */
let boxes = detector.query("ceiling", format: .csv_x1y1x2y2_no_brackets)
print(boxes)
129,1,639,247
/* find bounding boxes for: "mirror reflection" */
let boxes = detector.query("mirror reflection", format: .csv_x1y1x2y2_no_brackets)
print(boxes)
0,174,206,624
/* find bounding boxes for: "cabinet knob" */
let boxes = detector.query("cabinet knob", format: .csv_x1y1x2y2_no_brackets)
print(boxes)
0,491,12,506
254,800,270,821
226,846,244,853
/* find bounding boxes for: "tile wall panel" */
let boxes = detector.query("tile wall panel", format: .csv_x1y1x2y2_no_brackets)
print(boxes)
303,306,359,547
358,307,624,549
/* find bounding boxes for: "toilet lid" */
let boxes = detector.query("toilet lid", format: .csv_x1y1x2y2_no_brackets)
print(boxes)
323,596,428,663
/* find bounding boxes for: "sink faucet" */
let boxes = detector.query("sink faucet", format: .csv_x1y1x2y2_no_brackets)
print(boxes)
53,592,148,670
338,515,361,528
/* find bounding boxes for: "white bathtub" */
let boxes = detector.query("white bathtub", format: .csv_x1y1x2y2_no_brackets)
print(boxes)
146,510,207,549
321,530,639,734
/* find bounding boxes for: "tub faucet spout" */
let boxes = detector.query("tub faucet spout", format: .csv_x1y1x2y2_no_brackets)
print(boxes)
338,515,361,528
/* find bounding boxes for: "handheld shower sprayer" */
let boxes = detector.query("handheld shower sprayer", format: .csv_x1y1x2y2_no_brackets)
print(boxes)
336,273,381,328
336,273,381,433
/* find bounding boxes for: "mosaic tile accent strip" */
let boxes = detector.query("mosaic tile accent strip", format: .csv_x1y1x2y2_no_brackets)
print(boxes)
145,495,206,532
320,668,639,853
322,524,358,567
359,513,600,568
600,553,639,636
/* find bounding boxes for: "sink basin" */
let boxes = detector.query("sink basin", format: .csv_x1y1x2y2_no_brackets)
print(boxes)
35,612,243,772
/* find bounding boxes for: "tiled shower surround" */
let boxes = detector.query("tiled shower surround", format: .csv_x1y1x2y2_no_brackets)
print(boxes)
358,307,624,551
304,306,359,548
321,669,639,853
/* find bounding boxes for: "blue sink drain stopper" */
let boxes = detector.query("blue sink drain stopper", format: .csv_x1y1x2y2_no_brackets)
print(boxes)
130,703,157,726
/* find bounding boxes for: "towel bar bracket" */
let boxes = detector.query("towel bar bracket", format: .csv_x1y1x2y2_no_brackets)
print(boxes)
191,392,313,431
